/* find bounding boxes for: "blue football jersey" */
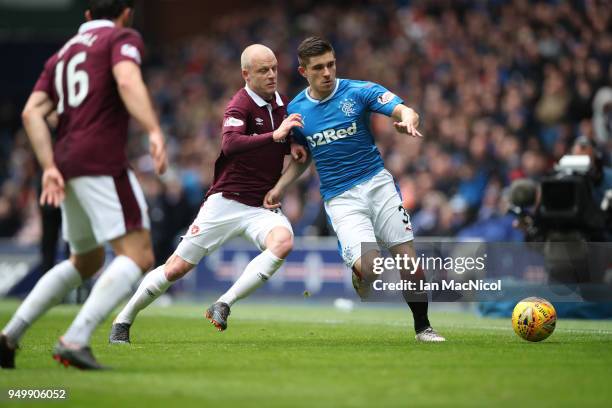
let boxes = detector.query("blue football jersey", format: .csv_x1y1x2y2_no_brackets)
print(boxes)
288,78,403,201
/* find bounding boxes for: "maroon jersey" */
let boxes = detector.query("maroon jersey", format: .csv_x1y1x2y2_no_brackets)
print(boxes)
33,20,145,180
206,87,290,207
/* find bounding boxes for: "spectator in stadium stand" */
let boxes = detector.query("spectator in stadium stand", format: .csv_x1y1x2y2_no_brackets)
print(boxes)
1,0,610,242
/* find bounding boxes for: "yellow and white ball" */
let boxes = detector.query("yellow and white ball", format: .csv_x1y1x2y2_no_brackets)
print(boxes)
512,297,557,342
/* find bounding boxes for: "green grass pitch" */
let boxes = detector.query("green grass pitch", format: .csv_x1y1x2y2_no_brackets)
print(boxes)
1,299,611,407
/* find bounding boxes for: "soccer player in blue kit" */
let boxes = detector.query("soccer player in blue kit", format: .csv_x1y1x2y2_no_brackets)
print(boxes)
265,37,445,342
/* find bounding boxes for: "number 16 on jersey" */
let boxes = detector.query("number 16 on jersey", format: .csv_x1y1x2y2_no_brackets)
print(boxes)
54,51,89,114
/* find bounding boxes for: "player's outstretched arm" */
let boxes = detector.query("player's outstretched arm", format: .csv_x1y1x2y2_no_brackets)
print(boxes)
263,153,312,209
391,104,423,138
222,112,303,156
113,60,167,175
22,91,65,207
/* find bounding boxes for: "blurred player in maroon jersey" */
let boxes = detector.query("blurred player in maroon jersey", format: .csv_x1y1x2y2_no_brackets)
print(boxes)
0,0,167,370
108,44,306,343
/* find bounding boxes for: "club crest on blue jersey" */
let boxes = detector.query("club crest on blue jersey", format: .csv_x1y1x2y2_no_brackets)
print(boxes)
339,98,357,117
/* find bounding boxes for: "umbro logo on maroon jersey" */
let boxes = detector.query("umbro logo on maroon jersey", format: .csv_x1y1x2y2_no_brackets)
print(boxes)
255,118,264,126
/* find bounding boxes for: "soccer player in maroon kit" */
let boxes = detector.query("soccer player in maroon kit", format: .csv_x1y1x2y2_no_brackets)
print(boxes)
0,0,167,369
108,44,305,343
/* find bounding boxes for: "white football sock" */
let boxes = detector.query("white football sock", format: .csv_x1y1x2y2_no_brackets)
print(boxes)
62,255,142,346
217,249,284,306
2,260,81,346
114,264,171,325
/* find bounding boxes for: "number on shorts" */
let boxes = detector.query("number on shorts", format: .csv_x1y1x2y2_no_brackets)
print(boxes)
397,205,409,224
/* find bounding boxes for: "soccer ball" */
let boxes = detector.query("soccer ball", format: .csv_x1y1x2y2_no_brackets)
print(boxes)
511,297,557,342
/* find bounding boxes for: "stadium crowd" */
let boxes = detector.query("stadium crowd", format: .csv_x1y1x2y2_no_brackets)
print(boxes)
1,0,611,256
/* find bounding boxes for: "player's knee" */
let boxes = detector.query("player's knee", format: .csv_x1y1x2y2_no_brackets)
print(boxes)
354,251,380,283
120,249,155,273
266,227,293,259
111,229,155,272
136,250,155,273
274,235,294,259
164,254,194,282
71,247,105,278
121,249,155,273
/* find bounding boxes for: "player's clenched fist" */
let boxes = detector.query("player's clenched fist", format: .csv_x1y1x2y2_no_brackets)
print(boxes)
291,143,308,163
263,186,283,209
273,113,303,142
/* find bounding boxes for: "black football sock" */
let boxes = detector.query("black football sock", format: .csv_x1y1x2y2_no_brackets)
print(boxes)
402,290,430,333
401,266,431,333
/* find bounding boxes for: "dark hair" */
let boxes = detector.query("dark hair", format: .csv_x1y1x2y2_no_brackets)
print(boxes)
297,36,335,67
88,0,134,20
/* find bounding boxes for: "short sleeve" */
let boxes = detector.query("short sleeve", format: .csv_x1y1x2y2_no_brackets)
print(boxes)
290,128,309,149
357,82,404,116
111,28,145,67
287,102,309,149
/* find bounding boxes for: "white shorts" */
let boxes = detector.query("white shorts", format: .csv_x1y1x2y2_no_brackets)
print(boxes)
324,169,414,267
175,193,294,265
61,170,150,254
